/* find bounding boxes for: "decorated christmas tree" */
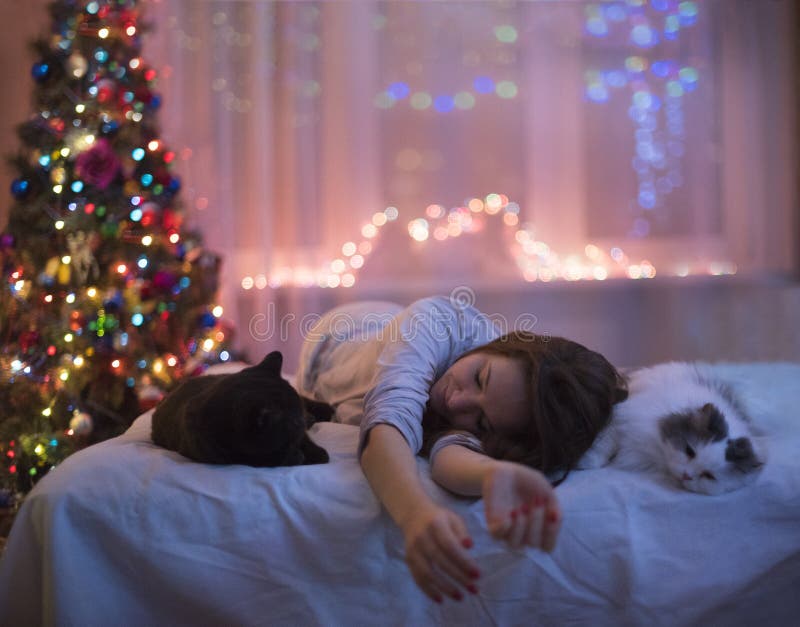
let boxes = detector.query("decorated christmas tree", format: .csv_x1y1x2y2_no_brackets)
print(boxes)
0,0,231,501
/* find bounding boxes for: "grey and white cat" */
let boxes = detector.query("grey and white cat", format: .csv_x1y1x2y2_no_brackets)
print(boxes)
578,362,765,495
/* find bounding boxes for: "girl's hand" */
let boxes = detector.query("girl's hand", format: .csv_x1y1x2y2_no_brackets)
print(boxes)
482,461,561,551
400,503,481,603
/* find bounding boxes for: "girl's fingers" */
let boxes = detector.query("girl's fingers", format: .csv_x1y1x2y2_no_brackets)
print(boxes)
427,547,470,600
524,500,546,549
542,504,562,553
428,563,464,602
482,470,514,530
442,517,481,582
488,517,508,538
507,509,527,548
517,504,535,549
487,506,514,538
482,462,562,552
407,550,448,603
408,538,471,602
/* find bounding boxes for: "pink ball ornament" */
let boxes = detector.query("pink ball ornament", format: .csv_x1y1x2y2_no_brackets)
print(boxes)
152,270,178,291
75,138,121,190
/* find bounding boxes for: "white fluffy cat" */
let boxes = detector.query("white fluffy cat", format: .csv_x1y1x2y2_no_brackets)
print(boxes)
578,362,765,495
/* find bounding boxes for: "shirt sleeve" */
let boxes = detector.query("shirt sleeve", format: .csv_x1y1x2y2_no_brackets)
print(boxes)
358,295,499,458
427,431,485,468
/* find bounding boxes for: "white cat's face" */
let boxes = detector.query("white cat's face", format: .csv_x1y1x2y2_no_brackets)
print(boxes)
659,403,764,495
662,439,760,495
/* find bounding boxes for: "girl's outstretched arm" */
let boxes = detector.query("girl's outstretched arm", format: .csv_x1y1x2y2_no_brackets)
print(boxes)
430,444,562,551
360,424,481,602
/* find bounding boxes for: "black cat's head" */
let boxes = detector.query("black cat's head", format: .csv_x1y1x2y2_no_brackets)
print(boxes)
187,351,329,466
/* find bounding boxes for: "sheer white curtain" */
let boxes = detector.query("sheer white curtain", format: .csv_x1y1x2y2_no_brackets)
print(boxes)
141,0,797,365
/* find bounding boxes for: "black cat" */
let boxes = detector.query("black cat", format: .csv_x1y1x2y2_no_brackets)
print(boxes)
151,351,332,466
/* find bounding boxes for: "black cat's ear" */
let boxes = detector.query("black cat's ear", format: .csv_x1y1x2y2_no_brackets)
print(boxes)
256,351,283,376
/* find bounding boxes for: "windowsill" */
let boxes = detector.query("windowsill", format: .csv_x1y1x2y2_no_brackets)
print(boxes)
266,272,800,297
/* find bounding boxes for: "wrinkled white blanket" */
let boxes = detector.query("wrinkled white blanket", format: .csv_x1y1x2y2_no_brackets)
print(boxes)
1,363,799,626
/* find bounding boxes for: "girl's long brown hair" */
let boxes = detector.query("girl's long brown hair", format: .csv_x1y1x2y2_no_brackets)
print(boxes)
422,332,627,485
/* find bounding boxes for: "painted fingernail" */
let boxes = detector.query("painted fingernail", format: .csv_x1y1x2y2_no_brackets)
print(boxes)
467,584,479,595
547,510,559,523
461,537,474,549
520,502,531,514
469,568,481,579
452,591,463,601
510,509,518,519
434,595,443,604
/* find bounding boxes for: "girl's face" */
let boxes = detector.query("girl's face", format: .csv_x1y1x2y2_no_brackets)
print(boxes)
428,352,529,438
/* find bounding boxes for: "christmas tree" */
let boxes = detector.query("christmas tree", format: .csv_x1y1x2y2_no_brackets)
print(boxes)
0,0,231,501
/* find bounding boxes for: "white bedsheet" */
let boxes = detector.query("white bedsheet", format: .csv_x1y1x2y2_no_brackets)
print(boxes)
1,363,799,626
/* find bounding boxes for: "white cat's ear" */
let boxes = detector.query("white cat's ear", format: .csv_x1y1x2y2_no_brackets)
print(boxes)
576,427,618,470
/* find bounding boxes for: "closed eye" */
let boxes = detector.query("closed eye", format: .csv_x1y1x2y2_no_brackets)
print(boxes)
700,471,716,481
475,363,491,392
477,414,492,437
684,444,696,459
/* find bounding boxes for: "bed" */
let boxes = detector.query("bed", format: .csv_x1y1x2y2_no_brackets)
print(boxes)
1,362,799,626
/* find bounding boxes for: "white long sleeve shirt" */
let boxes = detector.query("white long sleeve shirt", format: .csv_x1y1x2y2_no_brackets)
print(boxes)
295,295,500,460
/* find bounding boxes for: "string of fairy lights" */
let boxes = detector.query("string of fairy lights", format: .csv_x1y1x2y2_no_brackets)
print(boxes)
239,192,736,291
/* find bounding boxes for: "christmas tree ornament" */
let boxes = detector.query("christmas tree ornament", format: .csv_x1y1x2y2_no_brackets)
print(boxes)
152,270,177,292
198,311,217,329
100,119,120,136
112,331,128,351
66,231,99,285
102,290,123,314
75,138,121,189
10,178,30,199
12,279,32,299
47,117,66,136
0,488,15,509
134,86,151,105
154,168,171,186
136,384,163,412
18,328,41,353
69,310,85,331
51,166,67,185
44,257,61,279
31,61,52,82
95,78,116,103
57,262,71,285
67,52,88,78
69,410,93,436
161,208,182,230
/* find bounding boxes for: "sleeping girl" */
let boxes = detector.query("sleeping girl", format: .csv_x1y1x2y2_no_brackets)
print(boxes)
295,295,627,604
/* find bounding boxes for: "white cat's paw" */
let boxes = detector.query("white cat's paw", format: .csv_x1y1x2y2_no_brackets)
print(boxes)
575,429,617,469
